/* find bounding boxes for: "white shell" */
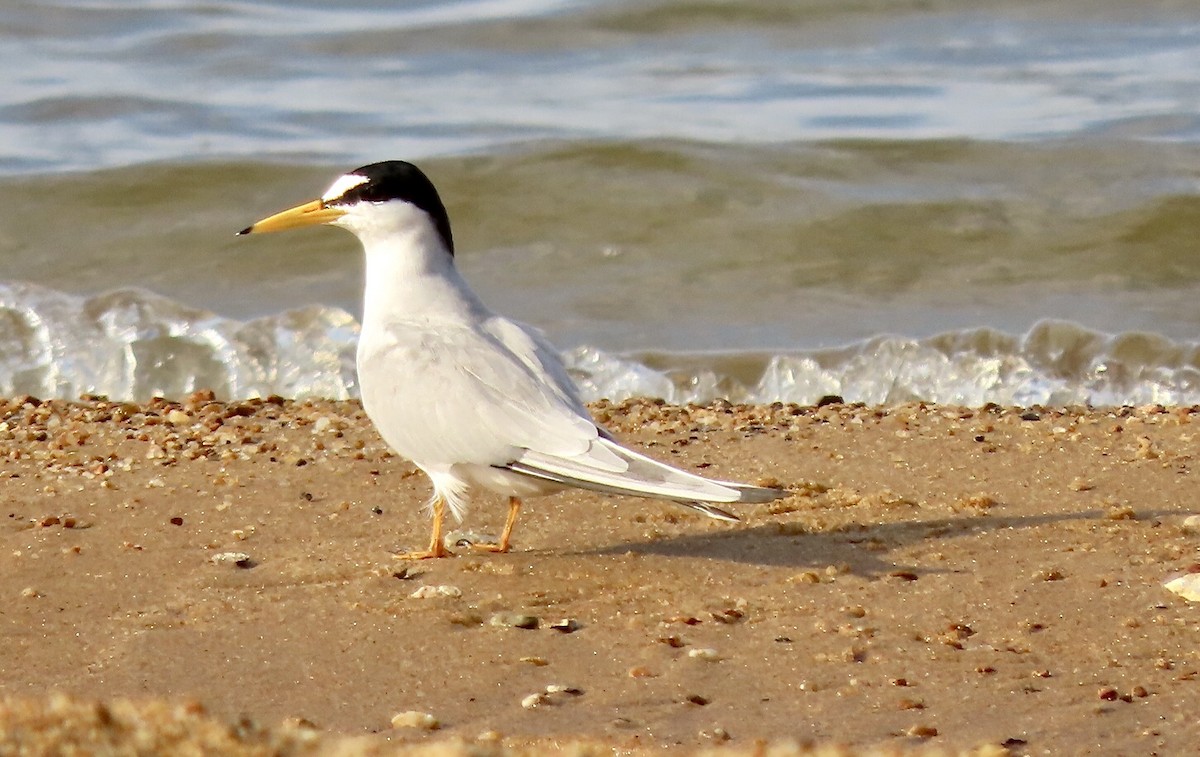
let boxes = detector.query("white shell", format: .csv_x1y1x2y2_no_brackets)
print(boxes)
390,711,439,730
1164,574,1200,602
409,584,462,599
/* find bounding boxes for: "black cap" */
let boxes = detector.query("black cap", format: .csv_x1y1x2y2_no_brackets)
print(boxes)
330,161,454,256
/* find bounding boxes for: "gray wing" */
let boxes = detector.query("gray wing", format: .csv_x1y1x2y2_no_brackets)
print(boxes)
357,316,620,470
482,319,786,513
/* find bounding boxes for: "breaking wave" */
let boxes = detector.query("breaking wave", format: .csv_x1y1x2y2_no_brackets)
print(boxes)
0,283,359,402
1,283,1198,407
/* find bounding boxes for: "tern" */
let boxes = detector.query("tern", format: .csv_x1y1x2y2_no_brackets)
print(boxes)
239,160,785,558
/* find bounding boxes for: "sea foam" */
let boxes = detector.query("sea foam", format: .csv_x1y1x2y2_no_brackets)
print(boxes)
1,283,1198,407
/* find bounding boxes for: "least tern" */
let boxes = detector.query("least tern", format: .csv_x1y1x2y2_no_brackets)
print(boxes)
240,160,785,558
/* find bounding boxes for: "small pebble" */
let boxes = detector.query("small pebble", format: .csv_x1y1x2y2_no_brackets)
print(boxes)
961,494,998,511
1105,505,1136,521
210,552,253,569
549,618,582,633
1163,574,1200,602
281,716,318,731
446,530,497,548
710,608,744,624
1098,687,1119,701
907,725,939,738
520,693,549,710
409,585,462,599
1068,477,1094,492
165,409,190,425
687,647,723,662
390,711,439,730
1180,514,1200,535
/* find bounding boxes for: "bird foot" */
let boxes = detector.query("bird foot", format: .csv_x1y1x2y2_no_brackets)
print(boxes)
467,541,511,554
445,529,512,553
392,494,454,559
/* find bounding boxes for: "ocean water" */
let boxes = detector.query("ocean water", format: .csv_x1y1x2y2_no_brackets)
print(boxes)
2,0,1200,404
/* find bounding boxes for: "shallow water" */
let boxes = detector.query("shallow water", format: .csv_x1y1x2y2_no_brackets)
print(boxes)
6,0,1200,172
2,1,1200,403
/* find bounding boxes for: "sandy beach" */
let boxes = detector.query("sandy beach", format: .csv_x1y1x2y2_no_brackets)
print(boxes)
1,395,1197,755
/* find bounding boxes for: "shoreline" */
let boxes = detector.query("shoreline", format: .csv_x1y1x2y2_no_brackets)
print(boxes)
2,396,1197,754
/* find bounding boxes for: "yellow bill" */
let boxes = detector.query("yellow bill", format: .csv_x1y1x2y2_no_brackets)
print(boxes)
237,199,346,235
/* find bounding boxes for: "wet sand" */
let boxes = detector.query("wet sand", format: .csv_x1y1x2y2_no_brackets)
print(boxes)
1,395,1197,755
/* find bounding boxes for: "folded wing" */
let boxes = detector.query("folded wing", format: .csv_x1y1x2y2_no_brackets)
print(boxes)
362,314,786,521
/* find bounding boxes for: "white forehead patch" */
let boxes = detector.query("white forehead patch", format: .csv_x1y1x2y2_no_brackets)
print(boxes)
321,173,370,202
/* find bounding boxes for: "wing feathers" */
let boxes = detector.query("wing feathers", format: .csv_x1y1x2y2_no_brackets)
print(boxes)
727,482,786,504
675,501,741,523
502,436,786,521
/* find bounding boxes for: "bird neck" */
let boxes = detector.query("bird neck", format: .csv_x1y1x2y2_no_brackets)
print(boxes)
357,225,486,326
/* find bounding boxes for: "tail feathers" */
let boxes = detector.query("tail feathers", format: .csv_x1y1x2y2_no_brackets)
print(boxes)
501,437,788,522
677,484,787,521
513,440,740,503
504,459,745,522
729,483,788,504
501,458,710,503
594,438,788,505
677,501,741,522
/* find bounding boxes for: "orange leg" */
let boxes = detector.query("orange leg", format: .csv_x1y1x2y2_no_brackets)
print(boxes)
395,495,452,559
472,497,521,554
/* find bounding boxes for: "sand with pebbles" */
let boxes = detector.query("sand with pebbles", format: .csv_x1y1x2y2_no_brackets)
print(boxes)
1,395,1198,755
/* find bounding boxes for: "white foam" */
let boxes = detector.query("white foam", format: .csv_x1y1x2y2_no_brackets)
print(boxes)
0,282,358,401
1,283,1198,406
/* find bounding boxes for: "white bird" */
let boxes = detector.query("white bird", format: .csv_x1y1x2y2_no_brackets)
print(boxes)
239,161,785,558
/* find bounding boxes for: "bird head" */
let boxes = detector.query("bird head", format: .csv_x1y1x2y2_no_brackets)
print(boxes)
238,160,454,256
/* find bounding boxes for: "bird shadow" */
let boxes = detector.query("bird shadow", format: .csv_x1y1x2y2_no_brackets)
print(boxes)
583,507,1184,579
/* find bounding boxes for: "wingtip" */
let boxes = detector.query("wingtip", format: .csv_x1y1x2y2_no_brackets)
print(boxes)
679,501,741,522
736,485,789,504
